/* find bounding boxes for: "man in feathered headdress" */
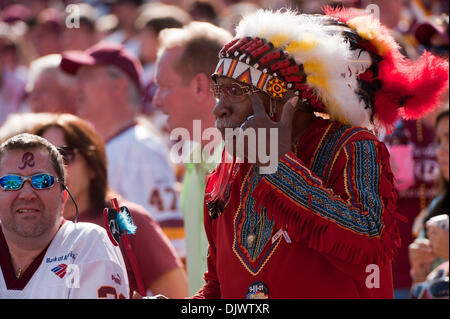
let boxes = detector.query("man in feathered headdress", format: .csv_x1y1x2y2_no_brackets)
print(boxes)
191,8,449,299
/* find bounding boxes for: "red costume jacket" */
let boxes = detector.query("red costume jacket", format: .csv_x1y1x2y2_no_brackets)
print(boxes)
193,117,401,299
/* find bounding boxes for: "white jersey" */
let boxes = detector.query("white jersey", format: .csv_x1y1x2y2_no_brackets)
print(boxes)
0,221,129,299
106,123,185,257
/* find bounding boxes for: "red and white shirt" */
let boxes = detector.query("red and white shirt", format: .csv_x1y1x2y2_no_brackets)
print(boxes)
0,220,129,298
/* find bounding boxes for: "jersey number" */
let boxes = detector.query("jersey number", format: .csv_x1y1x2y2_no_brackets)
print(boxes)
97,286,126,299
149,187,177,212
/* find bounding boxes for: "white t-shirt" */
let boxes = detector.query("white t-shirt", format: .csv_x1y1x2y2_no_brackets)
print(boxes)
0,221,129,299
106,123,185,257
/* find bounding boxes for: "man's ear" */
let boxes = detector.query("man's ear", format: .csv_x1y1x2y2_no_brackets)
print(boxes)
61,187,69,209
190,73,211,102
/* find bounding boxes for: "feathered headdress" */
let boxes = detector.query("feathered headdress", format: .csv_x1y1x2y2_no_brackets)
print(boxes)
207,8,449,219
212,8,449,133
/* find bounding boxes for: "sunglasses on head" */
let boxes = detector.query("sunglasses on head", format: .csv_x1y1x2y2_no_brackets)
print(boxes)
57,146,77,165
0,173,61,191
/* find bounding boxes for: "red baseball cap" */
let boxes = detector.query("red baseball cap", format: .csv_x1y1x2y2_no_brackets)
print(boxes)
60,41,143,91
414,16,449,46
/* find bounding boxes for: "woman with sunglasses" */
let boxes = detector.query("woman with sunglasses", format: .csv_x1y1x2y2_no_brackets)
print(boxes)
32,113,189,298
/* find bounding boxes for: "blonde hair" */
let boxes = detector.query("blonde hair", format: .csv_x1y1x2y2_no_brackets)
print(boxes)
26,54,76,93
158,21,232,83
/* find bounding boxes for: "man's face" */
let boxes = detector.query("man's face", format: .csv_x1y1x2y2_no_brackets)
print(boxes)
28,24,61,57
153,48,197,131
436,115,449,181
213,76,280,164
213,76,266,138
138,28,158,63
76,65,116,122
62,26,95,51
0,148,65,239
28,72,77,114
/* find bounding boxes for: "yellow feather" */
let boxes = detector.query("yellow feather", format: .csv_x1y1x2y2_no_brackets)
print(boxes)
286,36,317,52
269,34,289,48
303,60,325,74
347,16,389,56
307,76,328,91
303,60,329,92
323,97,350,125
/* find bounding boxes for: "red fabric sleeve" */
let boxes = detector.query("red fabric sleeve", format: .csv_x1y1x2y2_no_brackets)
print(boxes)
252,139,401,270
190,178,221,299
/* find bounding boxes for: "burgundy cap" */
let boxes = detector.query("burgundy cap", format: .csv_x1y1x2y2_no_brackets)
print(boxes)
2,4,32,23
60,41,143,91
414,19,449,46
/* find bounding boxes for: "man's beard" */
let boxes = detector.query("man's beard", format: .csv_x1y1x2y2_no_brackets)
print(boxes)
5,202,59,238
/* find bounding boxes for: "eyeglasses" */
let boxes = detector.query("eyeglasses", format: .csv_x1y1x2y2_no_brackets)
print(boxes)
410,269,449,299
0,173,61,191
210,82,260,103
57,146,77,165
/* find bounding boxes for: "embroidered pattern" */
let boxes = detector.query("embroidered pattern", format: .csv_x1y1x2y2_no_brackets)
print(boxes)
310,123,367,184
311,125,348,178
233,166,280,276
214,58,273,93
236,68,254,85
265,157,381,236
205,161,241,218
264,126,385,238
349,141,383,235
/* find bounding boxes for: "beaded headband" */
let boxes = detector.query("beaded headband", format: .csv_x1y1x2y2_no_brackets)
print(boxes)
212,36,325,110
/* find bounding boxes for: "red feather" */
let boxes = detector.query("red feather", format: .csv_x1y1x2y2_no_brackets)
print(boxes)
399,51,449,119
324,6,449,130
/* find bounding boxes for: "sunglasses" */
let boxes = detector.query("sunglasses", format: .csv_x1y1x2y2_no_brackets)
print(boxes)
410,269,449,299
0,173,61,191
57,146,77,165
210,82,260,103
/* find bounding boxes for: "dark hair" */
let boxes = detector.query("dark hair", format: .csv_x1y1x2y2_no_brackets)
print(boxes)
188,0,218,24
422,109,449,231
0,133,65,185
435,109,449,128
423,179,449,232
79,16,96,31
32,114,108,215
